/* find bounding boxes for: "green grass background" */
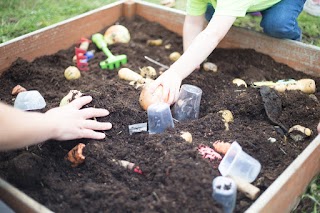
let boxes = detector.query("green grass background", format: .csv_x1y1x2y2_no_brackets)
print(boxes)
1,0,319,46
0,0,319,211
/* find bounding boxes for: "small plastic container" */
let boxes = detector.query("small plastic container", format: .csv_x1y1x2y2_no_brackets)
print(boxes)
218,141,261,183
14,90,46,111
147,102,174,134
212,176,237,213
172,84,202,121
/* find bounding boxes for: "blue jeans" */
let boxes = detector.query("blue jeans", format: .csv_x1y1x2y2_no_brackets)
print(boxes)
205,0,306,40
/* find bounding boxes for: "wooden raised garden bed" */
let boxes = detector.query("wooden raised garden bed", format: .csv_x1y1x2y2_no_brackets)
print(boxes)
0,0,320,212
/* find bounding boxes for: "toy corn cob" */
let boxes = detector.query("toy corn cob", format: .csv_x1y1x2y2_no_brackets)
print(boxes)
91,33,127,70
252,79,316,94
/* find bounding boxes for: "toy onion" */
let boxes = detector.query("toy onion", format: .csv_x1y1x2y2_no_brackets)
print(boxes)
139,84,166,110
203,62,218,72
104,25,130,45
64,66,81,80
169,52,181,62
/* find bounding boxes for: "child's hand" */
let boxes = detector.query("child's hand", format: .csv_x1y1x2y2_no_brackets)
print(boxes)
45,96,112,141
148,69,183,105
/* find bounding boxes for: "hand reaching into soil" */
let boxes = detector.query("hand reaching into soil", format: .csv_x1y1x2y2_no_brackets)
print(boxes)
0,96,112,151
148,15,236,106
148,69,183,105
45,96,112,141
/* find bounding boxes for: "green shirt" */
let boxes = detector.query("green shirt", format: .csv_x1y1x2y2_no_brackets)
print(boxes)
186,0,281,17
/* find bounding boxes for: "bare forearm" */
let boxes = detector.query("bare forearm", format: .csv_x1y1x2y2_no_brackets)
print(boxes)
172,29,220,79
0,96,112,151
183,15,206,52
172,15,236,80
0,103,55,150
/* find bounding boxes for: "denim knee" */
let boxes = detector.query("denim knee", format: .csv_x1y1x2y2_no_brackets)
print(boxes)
261,15,301,40
205,4,215,21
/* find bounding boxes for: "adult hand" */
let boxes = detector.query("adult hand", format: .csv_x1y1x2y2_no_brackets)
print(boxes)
45,96,112,141
317,122,320,134
149,69,183,105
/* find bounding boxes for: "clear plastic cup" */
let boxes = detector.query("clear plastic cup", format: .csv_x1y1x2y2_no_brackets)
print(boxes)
14,90,46,111
218,141,261,183
172,84,202,121
147,102,174,134
212,176,237,213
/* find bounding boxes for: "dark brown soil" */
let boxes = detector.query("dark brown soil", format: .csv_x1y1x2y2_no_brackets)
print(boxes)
0,16,319,213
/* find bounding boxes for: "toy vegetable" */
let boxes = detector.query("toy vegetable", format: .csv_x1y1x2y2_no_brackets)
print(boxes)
147,39,163,46
64,66,81,80
288,124,312,142
253,79,316,94
118,68,145,83
212,140,231,155
65,143,86,167
180,131,192,143
218,110,234,131
60,90,82,107
104,25,130,45
227,175,260,200
233,78,247,87
113,159,143,174
12,85,27,95
203,62,218,72
169,52,181,62
139,84,167,110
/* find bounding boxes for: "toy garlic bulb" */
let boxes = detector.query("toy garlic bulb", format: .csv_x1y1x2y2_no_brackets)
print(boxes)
140,66,157,79
218,110,234,131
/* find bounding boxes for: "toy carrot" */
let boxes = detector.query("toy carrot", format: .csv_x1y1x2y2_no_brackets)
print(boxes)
65,143,86,167
212,140,231,155
11,85,26,95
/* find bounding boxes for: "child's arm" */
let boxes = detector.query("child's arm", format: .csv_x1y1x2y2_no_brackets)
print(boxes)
0,96,112,150
183,15,206,52
149,15,236,104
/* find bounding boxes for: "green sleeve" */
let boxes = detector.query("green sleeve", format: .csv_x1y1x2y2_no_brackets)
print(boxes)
186,0,210,16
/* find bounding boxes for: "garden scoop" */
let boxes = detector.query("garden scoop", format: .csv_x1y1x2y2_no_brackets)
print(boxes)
91,33,127,70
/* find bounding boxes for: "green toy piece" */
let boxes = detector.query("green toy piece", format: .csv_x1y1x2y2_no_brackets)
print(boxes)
91,33,127,70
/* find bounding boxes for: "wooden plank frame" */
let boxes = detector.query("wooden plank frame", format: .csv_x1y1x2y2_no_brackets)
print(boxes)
0,1,319,212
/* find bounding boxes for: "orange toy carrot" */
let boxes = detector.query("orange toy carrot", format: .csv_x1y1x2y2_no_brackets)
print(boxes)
65,143,86,167
212,140,231,155
11,85,27,95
